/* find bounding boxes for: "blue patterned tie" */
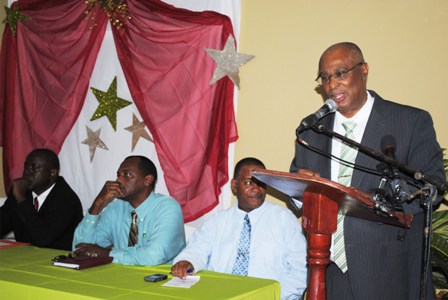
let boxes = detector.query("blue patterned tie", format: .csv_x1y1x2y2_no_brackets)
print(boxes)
334,121,357,273
232,214,251,276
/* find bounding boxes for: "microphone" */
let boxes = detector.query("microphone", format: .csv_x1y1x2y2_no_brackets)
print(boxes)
380,135,397,159
380,135,410,204
296,99,338,136
380,135,400,177
379,136,447,194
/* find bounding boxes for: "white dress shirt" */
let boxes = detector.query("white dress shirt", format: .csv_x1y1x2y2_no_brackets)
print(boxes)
174,200,307,300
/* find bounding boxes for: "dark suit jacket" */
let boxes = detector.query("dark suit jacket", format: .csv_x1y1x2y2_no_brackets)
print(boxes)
0,176,83,250
291,91,445,300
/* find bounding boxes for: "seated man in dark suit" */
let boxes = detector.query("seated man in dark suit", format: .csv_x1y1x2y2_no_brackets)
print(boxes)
0,148,83,250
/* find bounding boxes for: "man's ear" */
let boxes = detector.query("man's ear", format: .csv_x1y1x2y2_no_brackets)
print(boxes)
361,62,369,81
230,178,237,195
144,175,154,187
50,169,58,180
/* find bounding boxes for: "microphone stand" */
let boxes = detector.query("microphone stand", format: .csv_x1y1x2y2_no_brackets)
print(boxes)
311,124,447,193
308,123,447,300
417,184,436,300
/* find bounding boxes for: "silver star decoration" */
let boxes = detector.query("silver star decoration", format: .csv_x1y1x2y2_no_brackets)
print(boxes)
205,35,255,89
124,113,153,151
81,126,109,162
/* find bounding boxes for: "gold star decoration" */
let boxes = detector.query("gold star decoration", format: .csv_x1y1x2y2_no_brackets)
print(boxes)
124,113,153,151
2,5,29,36
81,126,109,162
90,76,132,131
84,0,130,30
204,35,255,89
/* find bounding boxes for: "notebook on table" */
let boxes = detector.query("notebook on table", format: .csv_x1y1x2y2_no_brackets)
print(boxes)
52,254,113,270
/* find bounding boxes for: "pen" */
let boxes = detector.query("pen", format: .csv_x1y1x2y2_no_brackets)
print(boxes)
169,268,194,275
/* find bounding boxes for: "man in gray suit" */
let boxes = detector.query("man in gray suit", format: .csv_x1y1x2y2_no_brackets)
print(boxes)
291,42,446,299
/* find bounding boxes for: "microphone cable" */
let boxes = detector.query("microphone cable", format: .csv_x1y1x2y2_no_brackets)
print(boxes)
297,138,382,177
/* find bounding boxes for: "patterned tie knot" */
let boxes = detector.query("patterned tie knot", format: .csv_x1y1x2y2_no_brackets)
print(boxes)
342,121,356,137
244,214,251,231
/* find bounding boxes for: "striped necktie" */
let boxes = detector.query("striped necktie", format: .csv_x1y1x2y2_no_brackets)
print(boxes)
231,214,251,276
128,211,138,247
333,121,357,273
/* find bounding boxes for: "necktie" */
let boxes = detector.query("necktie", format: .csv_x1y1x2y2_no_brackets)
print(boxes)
128,211,138,247
334,121,357,273
33,197,39,211
232,214,251,276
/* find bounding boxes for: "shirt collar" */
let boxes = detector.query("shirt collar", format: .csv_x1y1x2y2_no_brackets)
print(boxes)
125,192,155,216
334,90,374,133
32,182,56,203
234,199,268,220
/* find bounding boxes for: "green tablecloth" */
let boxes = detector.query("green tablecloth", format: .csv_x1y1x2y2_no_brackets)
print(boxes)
0,246,280,299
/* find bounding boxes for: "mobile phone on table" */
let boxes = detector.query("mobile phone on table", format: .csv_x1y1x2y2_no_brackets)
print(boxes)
144,273,168,282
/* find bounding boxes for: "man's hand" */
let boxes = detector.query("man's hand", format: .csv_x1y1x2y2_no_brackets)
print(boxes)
297,168,321,177
11,178,31,204
171,260,194,279
73,243,112,258
89,181,124,215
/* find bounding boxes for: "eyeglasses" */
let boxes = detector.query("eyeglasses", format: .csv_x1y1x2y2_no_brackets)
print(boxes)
315,62,364,85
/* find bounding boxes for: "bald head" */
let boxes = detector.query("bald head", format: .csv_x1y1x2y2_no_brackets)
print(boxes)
319,42,365,69
27,148,60,171
317,42,369,118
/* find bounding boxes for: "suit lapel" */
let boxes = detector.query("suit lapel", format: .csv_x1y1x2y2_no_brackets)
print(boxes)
37,177,62,213
352,93,388,189
315,114,334,180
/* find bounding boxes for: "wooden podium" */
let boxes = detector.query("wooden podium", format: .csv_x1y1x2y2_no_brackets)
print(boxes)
252,169,413,300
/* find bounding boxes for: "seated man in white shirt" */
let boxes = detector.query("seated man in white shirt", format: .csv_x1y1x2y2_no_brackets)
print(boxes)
171,157,308,300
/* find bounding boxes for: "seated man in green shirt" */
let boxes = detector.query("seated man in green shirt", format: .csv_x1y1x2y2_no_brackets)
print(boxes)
73,155,186,265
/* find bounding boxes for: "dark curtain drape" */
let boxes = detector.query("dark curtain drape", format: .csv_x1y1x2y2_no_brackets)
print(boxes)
0,0,237,222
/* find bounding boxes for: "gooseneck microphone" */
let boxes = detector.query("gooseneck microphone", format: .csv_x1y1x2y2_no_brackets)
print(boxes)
380,135,397,160
373,135,406,216
378,134,447,194
380,135,410,203
296,99,338,136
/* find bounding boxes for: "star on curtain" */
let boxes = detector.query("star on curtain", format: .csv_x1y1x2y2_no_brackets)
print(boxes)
2,5,29,36
84,0,130,30
124,113,153,151
81,126,109,162
90,76,132,131
205,35,254,89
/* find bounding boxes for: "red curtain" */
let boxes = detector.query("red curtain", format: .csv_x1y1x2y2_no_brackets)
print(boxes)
0,0,237,222
0,0,108,185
